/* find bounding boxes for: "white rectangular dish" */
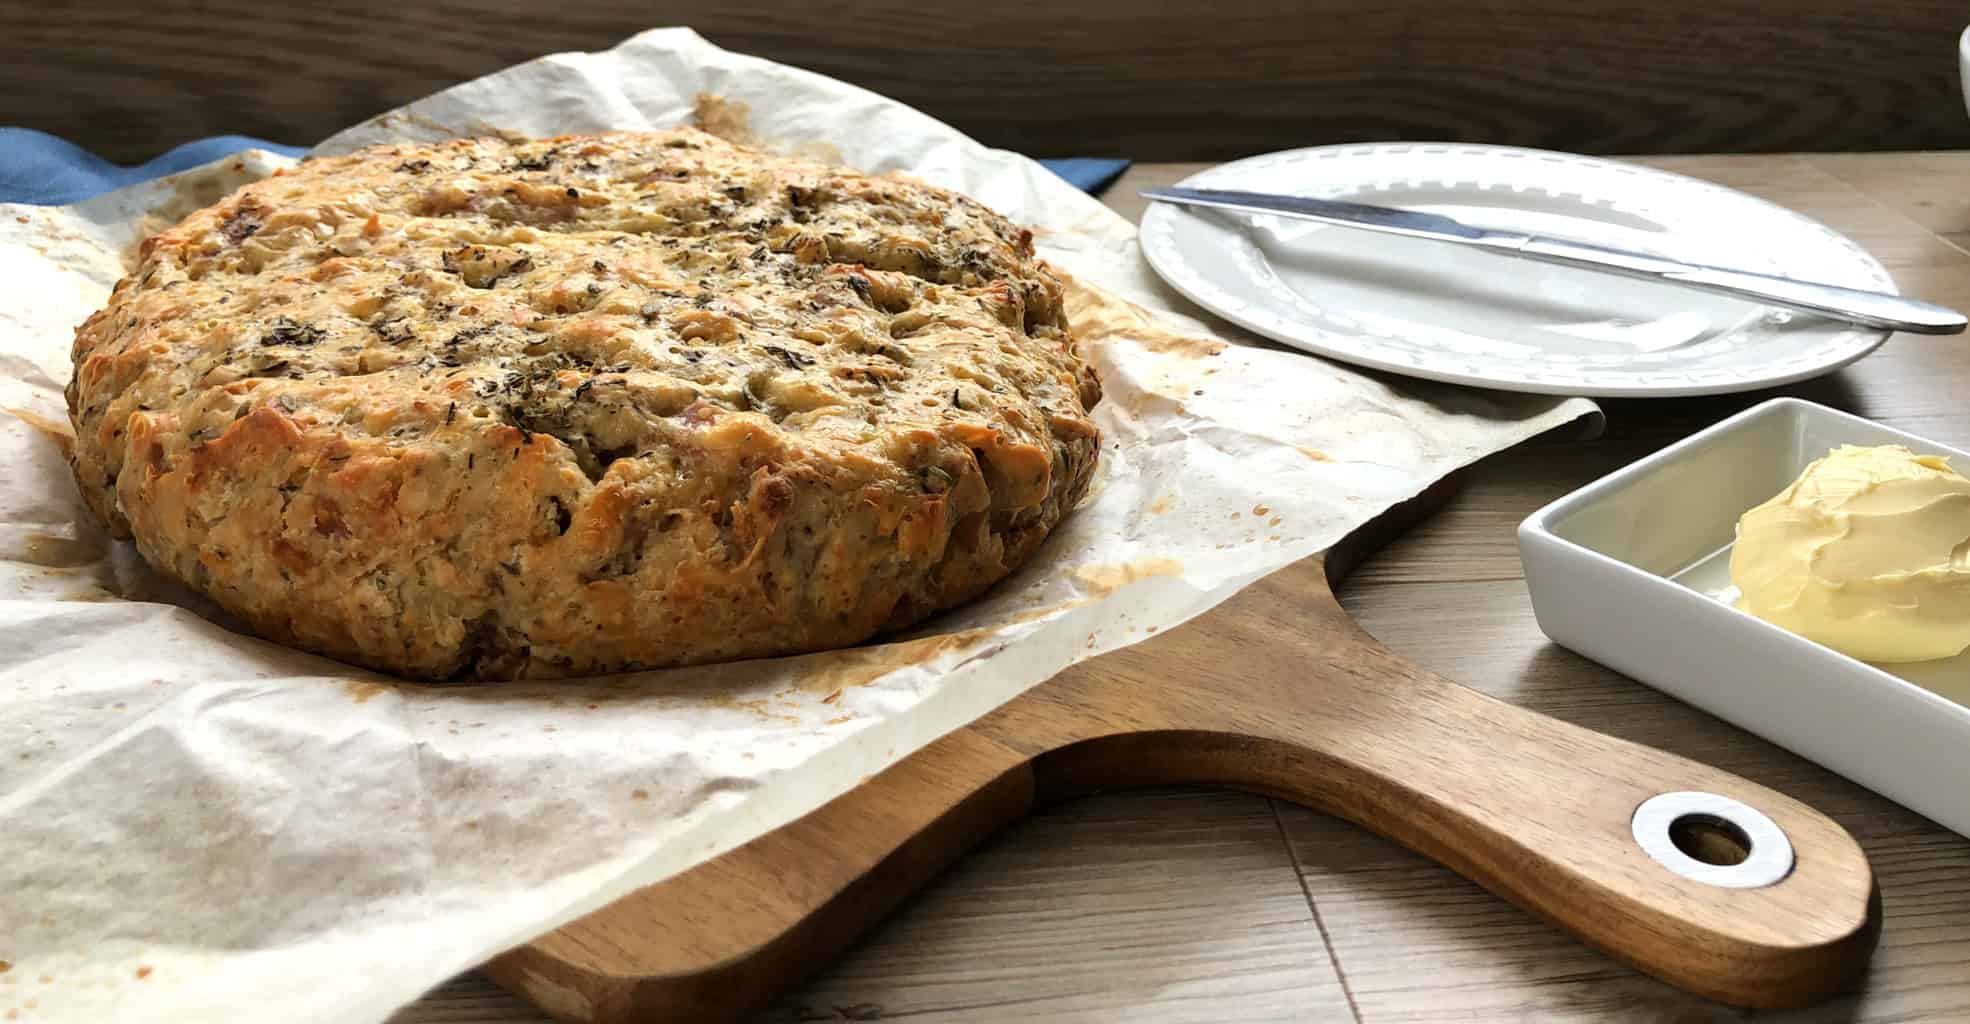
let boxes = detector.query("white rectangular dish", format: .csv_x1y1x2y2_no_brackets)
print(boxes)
1520,397,1970,837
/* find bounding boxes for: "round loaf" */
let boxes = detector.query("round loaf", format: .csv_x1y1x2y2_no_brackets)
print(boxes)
66,129,1101,679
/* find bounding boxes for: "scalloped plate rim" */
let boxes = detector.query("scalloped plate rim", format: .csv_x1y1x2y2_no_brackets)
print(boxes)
1138,143,1896,398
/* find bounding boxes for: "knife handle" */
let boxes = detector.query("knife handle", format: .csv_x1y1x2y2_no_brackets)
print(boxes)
1517,235,1967,334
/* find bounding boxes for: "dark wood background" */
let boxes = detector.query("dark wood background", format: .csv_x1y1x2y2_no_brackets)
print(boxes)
7,1,1969,163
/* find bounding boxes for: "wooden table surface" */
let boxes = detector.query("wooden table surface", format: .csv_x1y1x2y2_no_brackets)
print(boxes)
394,152,1970,1023
21,2,1970,163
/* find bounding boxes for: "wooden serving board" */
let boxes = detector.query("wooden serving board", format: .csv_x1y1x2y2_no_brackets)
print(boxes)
485,476,1880,1022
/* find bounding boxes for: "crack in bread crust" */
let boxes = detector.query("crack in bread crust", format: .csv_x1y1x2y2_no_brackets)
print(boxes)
66,128,1101,680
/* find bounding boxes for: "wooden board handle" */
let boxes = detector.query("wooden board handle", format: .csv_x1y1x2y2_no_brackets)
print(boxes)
1021,577,1878,1009
487,727,1040,1023
1034,642,1880,1008
489,559,1879,1020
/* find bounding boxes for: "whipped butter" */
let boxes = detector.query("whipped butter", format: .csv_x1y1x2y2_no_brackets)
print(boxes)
1730,444,1970,663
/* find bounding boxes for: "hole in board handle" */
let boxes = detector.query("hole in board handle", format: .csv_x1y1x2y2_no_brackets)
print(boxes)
1668,813,1752,866
1632,792,1793,889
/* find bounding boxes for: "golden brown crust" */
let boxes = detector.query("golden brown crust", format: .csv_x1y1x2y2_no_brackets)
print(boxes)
66,129,1100,679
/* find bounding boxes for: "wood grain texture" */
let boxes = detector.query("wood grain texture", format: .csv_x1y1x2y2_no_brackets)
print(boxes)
480,536,1878,1020
757,789,1351,1024
393,153,1970,1024
395,790,1354,1024
10,2,1970,163
1291,579,1970,1023
489,728,1037,1022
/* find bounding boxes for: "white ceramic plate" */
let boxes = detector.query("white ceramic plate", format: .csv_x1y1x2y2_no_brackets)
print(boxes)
1520,398,1970,838
1139,144,1897,397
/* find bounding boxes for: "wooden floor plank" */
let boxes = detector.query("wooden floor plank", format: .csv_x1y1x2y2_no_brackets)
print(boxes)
757,789,1352,1023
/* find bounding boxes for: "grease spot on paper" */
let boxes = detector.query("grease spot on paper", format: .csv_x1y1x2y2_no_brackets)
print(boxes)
16,533,99,568
343,680,392,704
1060,271,1228,360
786,628,994,697
1071,558,1184,596
4,407,75,460
693,93,753,145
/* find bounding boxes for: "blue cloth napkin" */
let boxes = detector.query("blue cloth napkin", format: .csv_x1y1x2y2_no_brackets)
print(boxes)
1038,156,1131,195
0,129,309,205
0,128,1129,205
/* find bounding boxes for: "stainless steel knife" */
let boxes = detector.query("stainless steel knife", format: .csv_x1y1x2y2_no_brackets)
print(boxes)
1142,186,1967,335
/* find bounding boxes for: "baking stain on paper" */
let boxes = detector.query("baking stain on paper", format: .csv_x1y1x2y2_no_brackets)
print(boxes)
4,407,75,460
1146,493,1176,515
1071,558,1184,595
693,93,753,144
736,697,790,719
17,533,99,568
1060,271,1228,359
790,627,994,696
1298,447,1333,462
343,680,393,704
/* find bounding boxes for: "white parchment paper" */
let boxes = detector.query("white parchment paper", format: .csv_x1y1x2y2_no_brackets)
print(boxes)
0,28,1597,1023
